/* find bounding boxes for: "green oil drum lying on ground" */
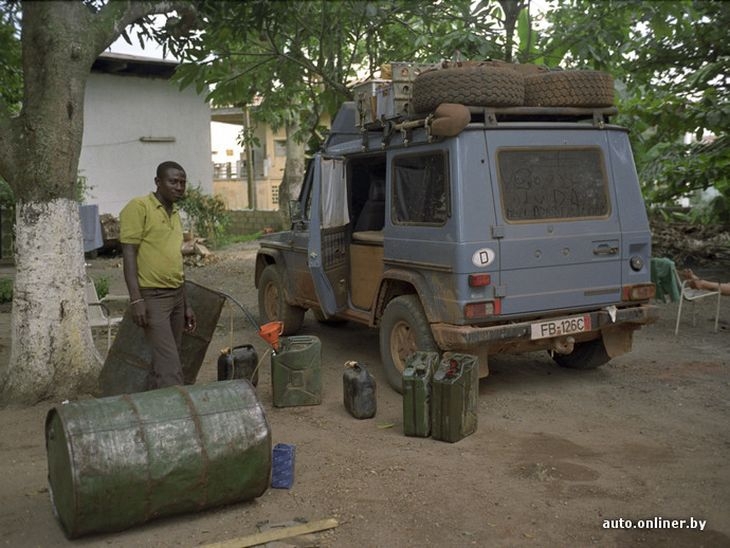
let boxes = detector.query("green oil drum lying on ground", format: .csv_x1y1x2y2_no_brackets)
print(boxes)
402,351,440,437
431,352,479,443
45,380,271,539
271,336,322,407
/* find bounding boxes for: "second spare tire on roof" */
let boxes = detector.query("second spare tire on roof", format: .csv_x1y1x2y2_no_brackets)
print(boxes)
524,70,615,107
411,66,524,114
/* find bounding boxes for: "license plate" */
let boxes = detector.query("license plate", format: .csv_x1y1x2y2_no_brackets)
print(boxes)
530,314,592,340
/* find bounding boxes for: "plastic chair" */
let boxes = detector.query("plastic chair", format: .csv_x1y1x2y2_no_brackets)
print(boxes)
85,276,123,350
673,267,722,336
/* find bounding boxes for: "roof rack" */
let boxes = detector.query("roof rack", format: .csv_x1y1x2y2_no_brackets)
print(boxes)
356,104,618,147
472,105,618,128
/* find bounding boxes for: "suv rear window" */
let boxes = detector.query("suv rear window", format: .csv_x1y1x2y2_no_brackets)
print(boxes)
392,151,449,225
498,147,610,222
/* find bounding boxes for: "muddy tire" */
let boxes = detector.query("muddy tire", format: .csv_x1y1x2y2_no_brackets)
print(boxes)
412,66,524,114
524,70,614,107
552,339,611,370
258,265,305,335
379,295,439,393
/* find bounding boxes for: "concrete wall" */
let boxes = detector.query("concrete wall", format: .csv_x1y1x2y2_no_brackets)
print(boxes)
227,210,285,235
212,179,281,212
78,72,212,216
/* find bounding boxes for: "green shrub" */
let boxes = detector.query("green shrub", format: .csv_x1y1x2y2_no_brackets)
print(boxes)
179,185,230,246
0,278,13,303
93,276,109,300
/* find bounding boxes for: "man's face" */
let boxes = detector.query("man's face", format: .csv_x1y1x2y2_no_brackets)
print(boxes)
155,167,187,204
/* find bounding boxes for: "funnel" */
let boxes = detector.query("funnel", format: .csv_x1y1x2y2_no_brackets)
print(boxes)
258,321,284,351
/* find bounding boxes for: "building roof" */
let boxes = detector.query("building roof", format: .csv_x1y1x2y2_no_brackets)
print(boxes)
93,52,179,79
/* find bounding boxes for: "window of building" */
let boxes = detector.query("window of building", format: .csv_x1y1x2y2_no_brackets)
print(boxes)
274,140,287,157
272,185,280,205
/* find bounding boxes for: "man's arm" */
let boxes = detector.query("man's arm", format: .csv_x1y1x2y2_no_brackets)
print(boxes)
122,243,147,327
182,284,197,333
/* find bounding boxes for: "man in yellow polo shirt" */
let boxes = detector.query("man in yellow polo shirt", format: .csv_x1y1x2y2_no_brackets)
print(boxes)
119,161,197,389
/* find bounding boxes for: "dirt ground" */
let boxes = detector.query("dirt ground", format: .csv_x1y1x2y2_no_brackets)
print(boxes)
1,242,729,547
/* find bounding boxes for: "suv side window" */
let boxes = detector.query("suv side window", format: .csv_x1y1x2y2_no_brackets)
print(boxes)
392,151,450,225
498,147,610,222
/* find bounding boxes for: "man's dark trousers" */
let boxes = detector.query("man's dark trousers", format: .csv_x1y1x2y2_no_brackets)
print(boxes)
140,286,185,389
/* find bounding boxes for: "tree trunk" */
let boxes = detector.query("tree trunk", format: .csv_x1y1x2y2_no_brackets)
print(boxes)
0,200,102,403
0,1,193,404
499,0,524,63
278,118,306,229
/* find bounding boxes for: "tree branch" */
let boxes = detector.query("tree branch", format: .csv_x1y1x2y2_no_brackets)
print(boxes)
92,1,197,58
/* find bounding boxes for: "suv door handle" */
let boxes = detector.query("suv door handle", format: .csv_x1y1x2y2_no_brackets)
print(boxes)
593,244,618,256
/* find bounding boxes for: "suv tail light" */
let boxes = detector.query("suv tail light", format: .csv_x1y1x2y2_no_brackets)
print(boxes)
464,299,501,319
468,274,491,287
623,283,655,301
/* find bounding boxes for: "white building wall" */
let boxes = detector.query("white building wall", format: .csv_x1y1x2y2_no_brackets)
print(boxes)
79,72,212,216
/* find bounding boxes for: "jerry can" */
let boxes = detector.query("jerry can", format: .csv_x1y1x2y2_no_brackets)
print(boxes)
218,344,259,386
431,352,479,443
271,336,322,407
402,351,440,437
343,361,377,419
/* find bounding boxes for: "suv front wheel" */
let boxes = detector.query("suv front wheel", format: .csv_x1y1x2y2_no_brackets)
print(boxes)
379,295,439,393
258,264,305,335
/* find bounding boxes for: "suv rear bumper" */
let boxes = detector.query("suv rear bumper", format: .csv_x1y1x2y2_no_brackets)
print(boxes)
431,304,659,350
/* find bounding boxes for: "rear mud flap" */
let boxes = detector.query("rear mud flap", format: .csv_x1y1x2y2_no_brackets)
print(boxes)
601,325,634,358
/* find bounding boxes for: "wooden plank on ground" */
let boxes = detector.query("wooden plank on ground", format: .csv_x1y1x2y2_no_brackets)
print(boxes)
203,518,339,548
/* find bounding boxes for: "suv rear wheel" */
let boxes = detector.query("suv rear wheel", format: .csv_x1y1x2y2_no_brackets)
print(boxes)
379,295,438,393
258,264,305,335
552,339,610,370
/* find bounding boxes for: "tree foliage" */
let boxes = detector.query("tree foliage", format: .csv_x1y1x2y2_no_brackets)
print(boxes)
542,0,730,219
160,0,541,147
0,4,22,115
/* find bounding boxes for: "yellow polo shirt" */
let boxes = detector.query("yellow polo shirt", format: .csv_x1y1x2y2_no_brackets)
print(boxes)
119,193,184,289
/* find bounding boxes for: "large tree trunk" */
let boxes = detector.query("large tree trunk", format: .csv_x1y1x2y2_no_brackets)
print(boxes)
0,1,194,405
0,200,101,403
278,118,306,229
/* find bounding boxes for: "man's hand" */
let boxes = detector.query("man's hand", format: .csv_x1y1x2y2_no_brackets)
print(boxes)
131,299,147,327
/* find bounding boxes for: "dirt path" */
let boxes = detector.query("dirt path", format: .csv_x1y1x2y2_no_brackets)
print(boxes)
1,243,729,547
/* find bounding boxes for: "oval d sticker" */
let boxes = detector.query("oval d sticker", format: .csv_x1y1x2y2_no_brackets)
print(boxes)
472,247,495,267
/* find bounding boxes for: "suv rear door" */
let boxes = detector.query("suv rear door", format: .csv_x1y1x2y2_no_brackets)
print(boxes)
307,154,349,317
485,129,622,316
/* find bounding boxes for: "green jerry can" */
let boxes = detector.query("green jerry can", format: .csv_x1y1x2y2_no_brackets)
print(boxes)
402,351,440,437
271,335,322,407
45,380,271,539
431,352,479,443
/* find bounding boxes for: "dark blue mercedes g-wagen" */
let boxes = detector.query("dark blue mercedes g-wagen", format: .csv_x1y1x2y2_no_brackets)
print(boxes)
255,63,658,391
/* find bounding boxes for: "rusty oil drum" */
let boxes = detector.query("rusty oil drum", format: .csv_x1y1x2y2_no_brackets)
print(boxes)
45,380,271,538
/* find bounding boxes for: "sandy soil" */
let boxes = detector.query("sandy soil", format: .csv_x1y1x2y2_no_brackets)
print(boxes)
0,242,729,547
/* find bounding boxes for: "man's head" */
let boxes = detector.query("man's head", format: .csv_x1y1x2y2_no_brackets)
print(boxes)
155,161,187,205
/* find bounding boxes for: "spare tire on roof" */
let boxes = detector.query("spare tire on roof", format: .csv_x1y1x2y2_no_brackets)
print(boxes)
524,70,615,107
412,66,524,114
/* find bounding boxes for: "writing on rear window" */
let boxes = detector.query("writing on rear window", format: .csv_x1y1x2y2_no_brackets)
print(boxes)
498,147,609,221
